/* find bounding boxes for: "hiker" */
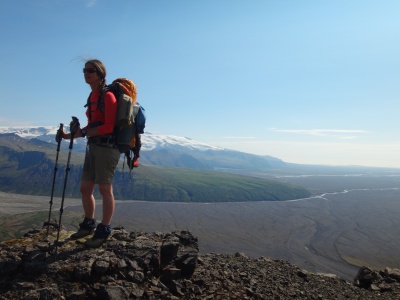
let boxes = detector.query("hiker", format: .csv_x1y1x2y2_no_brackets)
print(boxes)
60,59,120,247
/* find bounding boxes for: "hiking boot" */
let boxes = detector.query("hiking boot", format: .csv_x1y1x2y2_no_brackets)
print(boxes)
70,217,96,239
84,223,112,248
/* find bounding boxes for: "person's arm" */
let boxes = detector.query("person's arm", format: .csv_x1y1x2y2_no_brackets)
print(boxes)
62,124,100,139
62,91,116,139
96,91,117,135
62,131,71,139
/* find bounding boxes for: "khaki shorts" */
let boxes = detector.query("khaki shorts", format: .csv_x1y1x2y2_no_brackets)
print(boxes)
81,143,120,184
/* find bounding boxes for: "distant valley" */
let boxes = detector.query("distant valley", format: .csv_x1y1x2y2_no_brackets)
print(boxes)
2,171,400,281
1,127,400,281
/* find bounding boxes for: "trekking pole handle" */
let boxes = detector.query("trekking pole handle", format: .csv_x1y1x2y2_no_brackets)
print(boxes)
55,123,64,145
69,116,80,150
70,116,80,135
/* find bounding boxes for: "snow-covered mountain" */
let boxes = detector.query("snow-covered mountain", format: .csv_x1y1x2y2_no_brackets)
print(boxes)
0,126,58,138
142,134,223,152
0,126,285,171
0,126,224,152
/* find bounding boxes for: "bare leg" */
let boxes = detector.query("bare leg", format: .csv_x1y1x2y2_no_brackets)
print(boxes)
80,180,96,219
99,183,115,226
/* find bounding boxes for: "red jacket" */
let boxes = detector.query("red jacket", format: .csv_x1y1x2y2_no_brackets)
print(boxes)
85,90,117,135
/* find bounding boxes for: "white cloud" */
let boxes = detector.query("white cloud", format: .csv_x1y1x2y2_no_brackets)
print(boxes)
221,136,257,139
85,0,97,8
269,128,368,137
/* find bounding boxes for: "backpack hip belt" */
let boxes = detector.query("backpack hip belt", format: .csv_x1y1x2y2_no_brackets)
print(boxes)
88,135,117,148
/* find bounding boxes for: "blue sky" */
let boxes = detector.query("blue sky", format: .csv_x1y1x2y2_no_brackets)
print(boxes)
1,0,399,168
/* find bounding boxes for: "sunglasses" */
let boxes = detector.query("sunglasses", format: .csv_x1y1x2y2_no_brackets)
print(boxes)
83,68,97,73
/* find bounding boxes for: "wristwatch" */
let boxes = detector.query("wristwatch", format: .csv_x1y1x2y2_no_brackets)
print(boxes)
81,129,87,137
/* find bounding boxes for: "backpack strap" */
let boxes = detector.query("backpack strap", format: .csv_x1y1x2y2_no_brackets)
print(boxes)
84,92,92,109
84,92,94,122
84,88,107,123
97,88,106,113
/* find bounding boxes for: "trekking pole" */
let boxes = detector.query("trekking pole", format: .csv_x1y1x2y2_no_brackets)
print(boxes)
55,116,80,252
46,123,64,236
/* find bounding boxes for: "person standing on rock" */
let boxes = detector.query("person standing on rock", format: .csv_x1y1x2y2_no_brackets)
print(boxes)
60,59,120,248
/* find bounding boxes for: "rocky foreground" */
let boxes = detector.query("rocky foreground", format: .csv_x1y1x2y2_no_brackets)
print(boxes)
0,223,399,299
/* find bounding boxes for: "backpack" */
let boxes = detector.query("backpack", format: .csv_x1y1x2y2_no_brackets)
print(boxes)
87,78,146,169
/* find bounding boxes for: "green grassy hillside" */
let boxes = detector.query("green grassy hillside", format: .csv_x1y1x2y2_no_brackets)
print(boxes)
0,135,311,202
114,164,311,202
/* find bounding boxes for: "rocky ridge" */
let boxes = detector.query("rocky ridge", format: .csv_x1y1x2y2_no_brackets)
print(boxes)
0,223,399,299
